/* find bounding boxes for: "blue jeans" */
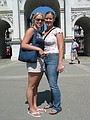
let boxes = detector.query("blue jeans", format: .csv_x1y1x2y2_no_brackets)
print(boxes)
44,53,61,111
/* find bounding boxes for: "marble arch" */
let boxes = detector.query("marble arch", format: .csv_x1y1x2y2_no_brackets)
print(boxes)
1,0,90,60
0,18,12,28
0,19,11,58
24,0,61,29
24,0,60,18
72,14,90,28
72,14,90,56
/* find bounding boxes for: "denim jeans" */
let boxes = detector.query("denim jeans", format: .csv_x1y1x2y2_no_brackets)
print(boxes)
44,53,61,111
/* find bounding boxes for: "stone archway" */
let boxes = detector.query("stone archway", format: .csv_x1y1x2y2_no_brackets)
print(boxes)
0,20,11,58
24,0,60,30
75,17,90,56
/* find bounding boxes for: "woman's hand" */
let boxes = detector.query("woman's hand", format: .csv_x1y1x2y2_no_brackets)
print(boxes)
57,64,64,73
39,48,45,58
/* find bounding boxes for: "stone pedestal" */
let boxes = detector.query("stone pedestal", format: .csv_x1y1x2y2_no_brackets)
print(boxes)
64,0,72,59
10,40,21,61
64,38,72,59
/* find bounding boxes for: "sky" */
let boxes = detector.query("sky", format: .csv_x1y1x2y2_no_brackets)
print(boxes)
31,6,55,16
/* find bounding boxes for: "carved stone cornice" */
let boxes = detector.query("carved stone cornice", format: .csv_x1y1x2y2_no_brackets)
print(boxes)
0,0,7,6
71,8,90,22
0,12,13,23
71,7,90,11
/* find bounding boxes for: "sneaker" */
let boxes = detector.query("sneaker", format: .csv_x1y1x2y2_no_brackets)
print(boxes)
25,100,28,104
69,62,73,64
78,61,80,64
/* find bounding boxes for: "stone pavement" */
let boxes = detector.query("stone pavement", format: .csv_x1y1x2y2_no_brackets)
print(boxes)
0,56,90,120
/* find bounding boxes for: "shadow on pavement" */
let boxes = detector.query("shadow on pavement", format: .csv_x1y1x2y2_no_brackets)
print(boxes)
37,90,51,106
25,90,51,106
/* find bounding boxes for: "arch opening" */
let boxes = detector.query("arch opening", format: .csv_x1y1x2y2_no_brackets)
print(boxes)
24,0,60,30
74,17,90,56
0,20,12,59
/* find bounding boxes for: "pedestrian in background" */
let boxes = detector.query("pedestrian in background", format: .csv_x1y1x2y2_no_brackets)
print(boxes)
21,12,46,117
69,38,80,64
43,11,64,115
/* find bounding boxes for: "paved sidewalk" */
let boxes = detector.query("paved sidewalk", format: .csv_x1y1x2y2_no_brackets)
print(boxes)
0,56,90,120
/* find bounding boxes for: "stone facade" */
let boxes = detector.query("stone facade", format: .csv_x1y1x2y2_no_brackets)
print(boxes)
0,0,90,60
0,0,7,6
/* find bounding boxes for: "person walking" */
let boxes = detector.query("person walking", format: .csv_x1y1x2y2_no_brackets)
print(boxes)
21,12,46,117
43,11,64,115
69,38,80,64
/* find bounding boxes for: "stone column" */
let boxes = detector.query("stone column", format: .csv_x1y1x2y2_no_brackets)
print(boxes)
64,0,72,38
20,12,25,40
11,0,21,61
64,0,72,59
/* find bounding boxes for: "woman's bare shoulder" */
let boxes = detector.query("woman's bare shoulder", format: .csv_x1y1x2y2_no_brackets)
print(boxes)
25,27,34,35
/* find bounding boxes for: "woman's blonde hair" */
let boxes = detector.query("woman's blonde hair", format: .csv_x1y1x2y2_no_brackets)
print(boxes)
32,12,44,25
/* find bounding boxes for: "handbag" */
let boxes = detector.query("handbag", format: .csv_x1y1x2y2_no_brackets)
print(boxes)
18,48,37,63
18,28,38,63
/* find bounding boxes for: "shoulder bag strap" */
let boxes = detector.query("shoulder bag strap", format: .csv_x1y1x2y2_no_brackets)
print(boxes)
29,27,37,45
44,27,56,39
31,28,40,48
